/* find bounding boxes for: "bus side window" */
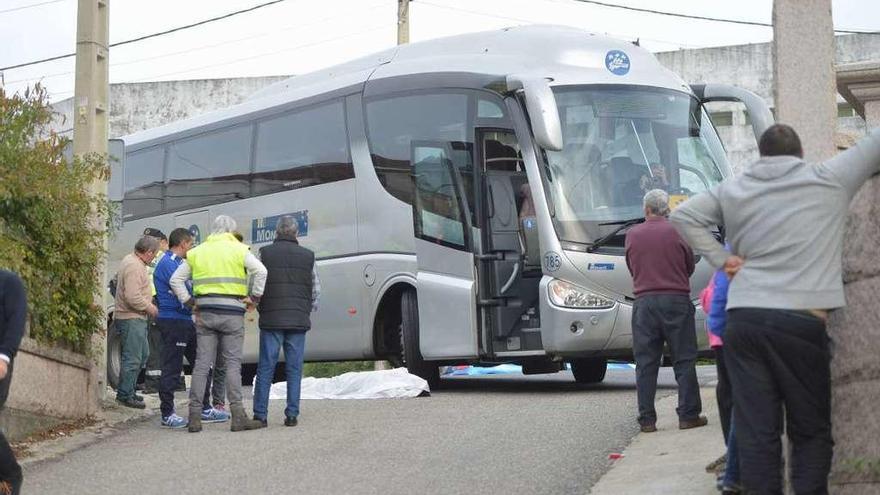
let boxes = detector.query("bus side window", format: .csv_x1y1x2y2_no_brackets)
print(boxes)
123,146,165,218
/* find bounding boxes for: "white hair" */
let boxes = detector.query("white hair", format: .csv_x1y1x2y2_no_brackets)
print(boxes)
211,215,237,235
276,215,299,238
643,189,670,216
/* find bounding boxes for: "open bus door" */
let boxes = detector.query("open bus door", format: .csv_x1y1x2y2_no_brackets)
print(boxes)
410,142,480,362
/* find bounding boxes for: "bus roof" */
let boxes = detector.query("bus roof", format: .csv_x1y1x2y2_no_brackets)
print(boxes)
123,25,690,150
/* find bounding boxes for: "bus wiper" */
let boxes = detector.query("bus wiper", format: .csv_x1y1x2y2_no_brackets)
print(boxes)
587,217,645,253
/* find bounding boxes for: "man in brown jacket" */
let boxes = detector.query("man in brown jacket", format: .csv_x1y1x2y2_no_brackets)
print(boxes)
114,236,159,409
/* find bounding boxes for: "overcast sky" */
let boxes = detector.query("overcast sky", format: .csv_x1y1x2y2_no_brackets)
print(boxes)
0,0,877,101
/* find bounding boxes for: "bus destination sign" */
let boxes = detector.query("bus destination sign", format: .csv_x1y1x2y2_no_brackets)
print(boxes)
251,210,309,243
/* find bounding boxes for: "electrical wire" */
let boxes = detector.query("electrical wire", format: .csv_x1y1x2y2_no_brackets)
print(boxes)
566,0,879,35
417,0,703,49
0,0,66,15
3,1,387,85
0,0,289,71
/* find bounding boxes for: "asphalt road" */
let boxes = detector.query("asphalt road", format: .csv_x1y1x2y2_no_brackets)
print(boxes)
24,366,716,495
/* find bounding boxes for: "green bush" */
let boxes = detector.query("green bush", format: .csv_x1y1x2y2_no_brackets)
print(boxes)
0,85,110,352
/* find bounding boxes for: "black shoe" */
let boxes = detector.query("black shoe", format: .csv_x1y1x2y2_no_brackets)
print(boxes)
141,385,159,395
116,397,146,409
639,423,657,433
254,416,268,428
133,394,145,403
284,416,298,427
175,381,186,392
679,416,708,430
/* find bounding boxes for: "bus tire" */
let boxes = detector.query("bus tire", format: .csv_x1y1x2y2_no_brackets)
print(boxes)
570,357,607,384
107,320,122,390
401,290,439,389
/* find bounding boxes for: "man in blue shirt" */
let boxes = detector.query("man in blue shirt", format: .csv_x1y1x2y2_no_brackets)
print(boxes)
154,228,229,428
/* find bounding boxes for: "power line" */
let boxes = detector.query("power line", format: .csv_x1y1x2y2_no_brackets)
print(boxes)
418,0,702,49
566,0,879,35
0,0,289,72
125,24,387,83
3,2,386,85
0,0,66,15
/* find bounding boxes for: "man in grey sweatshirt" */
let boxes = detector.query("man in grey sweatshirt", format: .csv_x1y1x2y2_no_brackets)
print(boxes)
671,124,880,495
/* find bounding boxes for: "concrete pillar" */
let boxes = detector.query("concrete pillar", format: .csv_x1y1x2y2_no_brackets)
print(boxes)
830,61,880,495
73,0,110,413
772,0,838,162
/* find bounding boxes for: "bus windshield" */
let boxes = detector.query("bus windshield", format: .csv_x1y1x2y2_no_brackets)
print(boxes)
542,85,729,247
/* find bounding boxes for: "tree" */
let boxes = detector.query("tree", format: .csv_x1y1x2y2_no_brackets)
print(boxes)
0,84,111,352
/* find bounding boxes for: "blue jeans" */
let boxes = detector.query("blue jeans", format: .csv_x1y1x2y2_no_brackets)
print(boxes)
723,414,740,487
115,318,149,401
253,329,306,420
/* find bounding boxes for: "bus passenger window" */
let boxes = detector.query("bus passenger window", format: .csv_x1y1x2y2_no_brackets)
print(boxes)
123,147,165,218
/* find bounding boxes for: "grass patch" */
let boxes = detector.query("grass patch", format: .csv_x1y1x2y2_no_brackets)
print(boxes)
303,361,378,378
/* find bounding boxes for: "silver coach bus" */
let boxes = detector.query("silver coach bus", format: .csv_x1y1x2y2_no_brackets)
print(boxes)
105,25,772,387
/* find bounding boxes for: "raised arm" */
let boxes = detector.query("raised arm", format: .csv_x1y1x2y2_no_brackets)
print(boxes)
669,189,728,269
821,127,880,198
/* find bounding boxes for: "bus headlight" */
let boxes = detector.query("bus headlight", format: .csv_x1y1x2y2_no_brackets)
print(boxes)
548,279,614,309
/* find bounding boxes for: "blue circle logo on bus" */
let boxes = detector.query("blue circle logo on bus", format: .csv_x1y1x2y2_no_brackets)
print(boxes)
544,252,562,272
605,50,631,76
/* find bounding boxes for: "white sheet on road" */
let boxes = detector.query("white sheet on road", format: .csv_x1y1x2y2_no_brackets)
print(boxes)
258,368,430,400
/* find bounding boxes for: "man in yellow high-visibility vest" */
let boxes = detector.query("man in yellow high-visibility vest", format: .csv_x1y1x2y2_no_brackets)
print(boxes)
170,215,267,433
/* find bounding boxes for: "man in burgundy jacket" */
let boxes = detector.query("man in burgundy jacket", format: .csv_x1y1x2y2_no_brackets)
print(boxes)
625,189,706,433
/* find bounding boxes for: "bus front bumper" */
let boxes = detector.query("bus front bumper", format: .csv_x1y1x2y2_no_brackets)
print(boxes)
539,281,708,358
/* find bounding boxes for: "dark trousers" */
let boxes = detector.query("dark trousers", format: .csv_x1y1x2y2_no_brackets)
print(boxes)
716,347,733,443
632,294,701,426
725,308,832,495
144,319,163,388
0,362,22,494
157,319,211,418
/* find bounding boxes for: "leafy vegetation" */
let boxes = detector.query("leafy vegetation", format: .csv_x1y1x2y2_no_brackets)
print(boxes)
0,85,111,352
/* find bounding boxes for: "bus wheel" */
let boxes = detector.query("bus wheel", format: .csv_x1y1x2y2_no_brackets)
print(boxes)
570,357,607,384
106,320,122,390
400,290,440,389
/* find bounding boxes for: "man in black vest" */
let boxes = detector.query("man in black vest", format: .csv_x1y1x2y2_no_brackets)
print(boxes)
252,216,320,427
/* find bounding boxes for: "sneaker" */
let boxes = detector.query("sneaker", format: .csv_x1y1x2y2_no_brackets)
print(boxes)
116,397,145,409
201,407,230,423
133,394,145,403
284,416,298,427
679,416,709,430
161,414,187,429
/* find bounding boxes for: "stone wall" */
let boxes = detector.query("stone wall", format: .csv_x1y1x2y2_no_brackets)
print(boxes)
0,338,94,441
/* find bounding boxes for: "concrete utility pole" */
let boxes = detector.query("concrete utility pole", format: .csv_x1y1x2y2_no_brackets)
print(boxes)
772,0,837,163
73,0,110,413
772,1,836,492
397,0,410,45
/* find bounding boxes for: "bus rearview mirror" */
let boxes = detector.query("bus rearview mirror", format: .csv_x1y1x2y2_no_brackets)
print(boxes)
691,84,775,141
507,75,564,152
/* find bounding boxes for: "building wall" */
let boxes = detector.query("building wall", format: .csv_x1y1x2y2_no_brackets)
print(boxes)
51,75,290,138
656,34,878,173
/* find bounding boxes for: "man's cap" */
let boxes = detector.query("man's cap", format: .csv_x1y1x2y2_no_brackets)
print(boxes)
143,227,167,240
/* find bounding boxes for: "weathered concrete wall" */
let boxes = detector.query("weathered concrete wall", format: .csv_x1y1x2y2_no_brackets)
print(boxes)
51,75,290,138
0,338,94,441
830,61,880,495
